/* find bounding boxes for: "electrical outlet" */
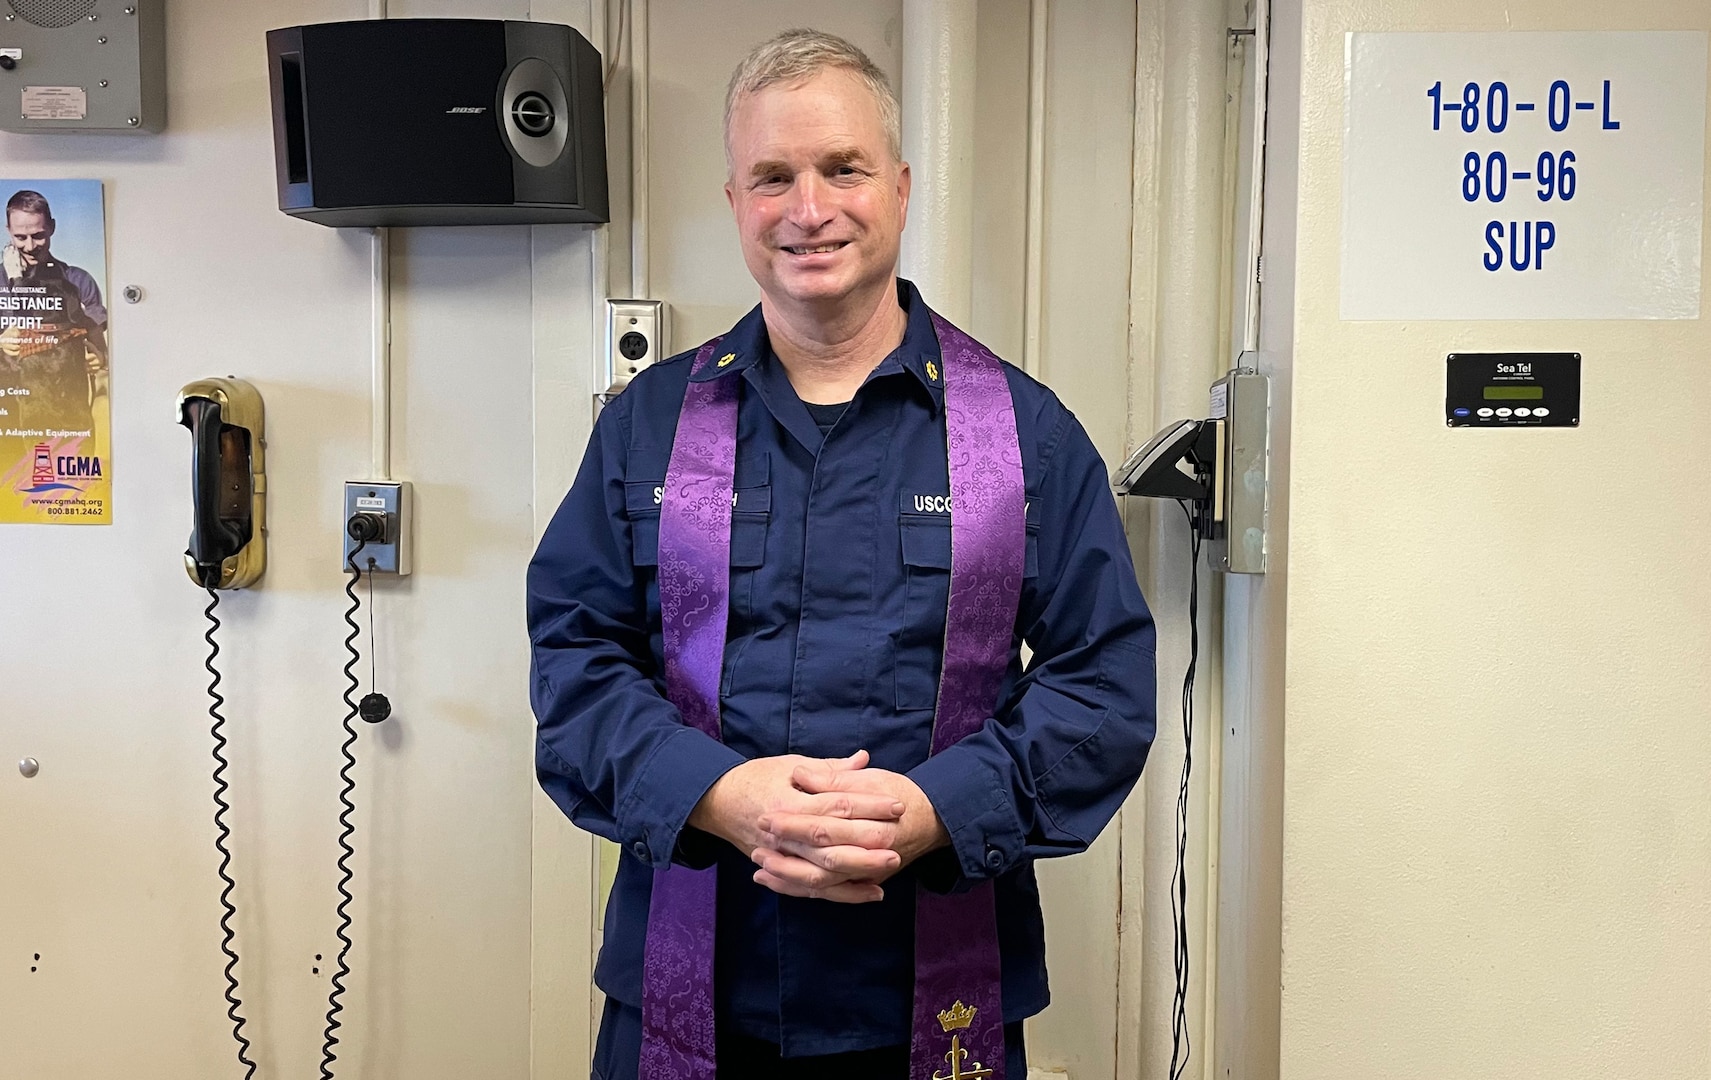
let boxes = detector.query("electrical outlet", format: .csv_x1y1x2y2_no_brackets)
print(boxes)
604,299,667,394
342,481,411,575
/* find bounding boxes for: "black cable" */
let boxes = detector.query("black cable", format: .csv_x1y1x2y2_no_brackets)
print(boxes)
367,563,377,690
1169,501,1203,1080
319,538,368,1080
204,585,258,1080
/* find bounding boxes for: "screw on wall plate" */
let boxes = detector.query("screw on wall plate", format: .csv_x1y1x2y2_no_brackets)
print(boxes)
126,117,139,126
19,757,39,778
99,80,108,88
87,12,98,20
96,36,107,44
121,285,143,304
125,5,136,12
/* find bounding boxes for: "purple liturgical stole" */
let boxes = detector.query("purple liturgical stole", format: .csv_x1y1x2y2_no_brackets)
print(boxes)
642,310,1025,1080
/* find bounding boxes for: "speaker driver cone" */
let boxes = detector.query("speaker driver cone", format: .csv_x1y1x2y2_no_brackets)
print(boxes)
511,91,555,138
499,58,569,168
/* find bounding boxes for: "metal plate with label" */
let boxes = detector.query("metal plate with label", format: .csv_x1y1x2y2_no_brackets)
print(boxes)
22,85,86,120
1446,352,1580,427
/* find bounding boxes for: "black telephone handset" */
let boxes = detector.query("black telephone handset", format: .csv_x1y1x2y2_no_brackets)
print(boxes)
177,378,266,589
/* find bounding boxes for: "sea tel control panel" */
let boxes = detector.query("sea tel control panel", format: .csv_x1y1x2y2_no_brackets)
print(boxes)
1446,352,1581,427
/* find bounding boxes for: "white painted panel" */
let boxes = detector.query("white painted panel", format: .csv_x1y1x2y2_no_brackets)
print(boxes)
1029,1,1140,1077
1,2,541,1077
1342,31,1707,319
1037,0,1139,466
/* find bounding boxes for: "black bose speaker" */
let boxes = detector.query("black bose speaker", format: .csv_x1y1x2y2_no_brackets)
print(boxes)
265,19,608,227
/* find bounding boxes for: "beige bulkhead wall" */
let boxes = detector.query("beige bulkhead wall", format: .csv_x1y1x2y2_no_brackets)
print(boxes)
1283,1,1711,1079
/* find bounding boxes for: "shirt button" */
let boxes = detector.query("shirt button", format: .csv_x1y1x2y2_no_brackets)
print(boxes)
631,840,649,862
984,847,1004,871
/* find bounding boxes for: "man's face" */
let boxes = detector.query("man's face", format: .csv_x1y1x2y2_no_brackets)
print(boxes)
7,210,54,269
724,68,910,310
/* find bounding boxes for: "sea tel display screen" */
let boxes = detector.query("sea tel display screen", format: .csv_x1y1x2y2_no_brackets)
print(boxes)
1446,352,1580,427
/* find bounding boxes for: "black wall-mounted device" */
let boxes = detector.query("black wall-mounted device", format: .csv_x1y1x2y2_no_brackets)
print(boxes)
1446,352,1580,428
265,18,609,227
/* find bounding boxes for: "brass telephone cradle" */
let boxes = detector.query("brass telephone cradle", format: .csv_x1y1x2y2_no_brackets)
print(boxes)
177,378,267,589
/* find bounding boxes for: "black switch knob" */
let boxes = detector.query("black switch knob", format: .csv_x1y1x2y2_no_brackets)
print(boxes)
0,56,17,72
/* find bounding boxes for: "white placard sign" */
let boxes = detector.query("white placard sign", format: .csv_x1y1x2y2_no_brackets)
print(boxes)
1342,31,1707,320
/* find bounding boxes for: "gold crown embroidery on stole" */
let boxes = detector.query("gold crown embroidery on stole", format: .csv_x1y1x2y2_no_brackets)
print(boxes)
936,1001,976,1033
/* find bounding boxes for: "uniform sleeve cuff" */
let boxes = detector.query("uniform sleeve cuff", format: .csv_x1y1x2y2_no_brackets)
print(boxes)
908,742,1024,885
617,727,746,869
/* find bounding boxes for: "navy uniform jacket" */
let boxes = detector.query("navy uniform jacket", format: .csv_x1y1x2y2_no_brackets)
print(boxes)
528,280,1156,1057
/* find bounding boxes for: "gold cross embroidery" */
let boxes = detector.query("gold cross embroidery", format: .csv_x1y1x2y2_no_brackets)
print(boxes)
717,352,736,368
932,1001,991,1080
925,360,940,382
931,1034,993,1080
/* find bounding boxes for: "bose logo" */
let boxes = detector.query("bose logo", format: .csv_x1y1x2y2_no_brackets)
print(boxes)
446,106,488,114
913,495,953,514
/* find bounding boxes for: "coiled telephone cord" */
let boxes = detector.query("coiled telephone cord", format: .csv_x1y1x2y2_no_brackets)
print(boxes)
319,538,369,1079
204,585,259,1080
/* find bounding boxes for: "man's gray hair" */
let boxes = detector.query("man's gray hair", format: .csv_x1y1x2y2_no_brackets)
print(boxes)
724,29,901,170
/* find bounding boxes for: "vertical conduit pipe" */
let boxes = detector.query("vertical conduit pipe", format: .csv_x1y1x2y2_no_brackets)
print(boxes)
371,228,391,480
629,0,649,300
591,0,611,382
369,0,391,480
899,0,977,325
1021,0,1048,378
1240,0,1271,355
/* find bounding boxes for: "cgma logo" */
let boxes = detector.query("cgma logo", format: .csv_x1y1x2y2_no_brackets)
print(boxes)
20,441,89,493
57,454,103,478
446,106,488,114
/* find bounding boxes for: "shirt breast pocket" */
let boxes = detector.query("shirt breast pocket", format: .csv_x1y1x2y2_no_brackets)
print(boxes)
624,455,771,624
893,502,1039,712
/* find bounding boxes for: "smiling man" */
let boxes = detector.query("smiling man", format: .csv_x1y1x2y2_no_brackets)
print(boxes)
1,189,108,432
528,29,1157,1080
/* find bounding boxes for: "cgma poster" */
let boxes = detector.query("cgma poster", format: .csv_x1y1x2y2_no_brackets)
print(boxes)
0,179,110,524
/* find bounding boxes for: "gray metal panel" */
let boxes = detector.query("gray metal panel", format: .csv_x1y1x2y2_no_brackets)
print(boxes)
0,0,164,133
1210,365,1271,574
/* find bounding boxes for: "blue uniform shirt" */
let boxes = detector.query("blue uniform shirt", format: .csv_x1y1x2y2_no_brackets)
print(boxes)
528,280,1156,1056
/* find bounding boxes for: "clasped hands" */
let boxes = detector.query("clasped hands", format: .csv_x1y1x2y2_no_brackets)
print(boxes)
687,750,949,904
